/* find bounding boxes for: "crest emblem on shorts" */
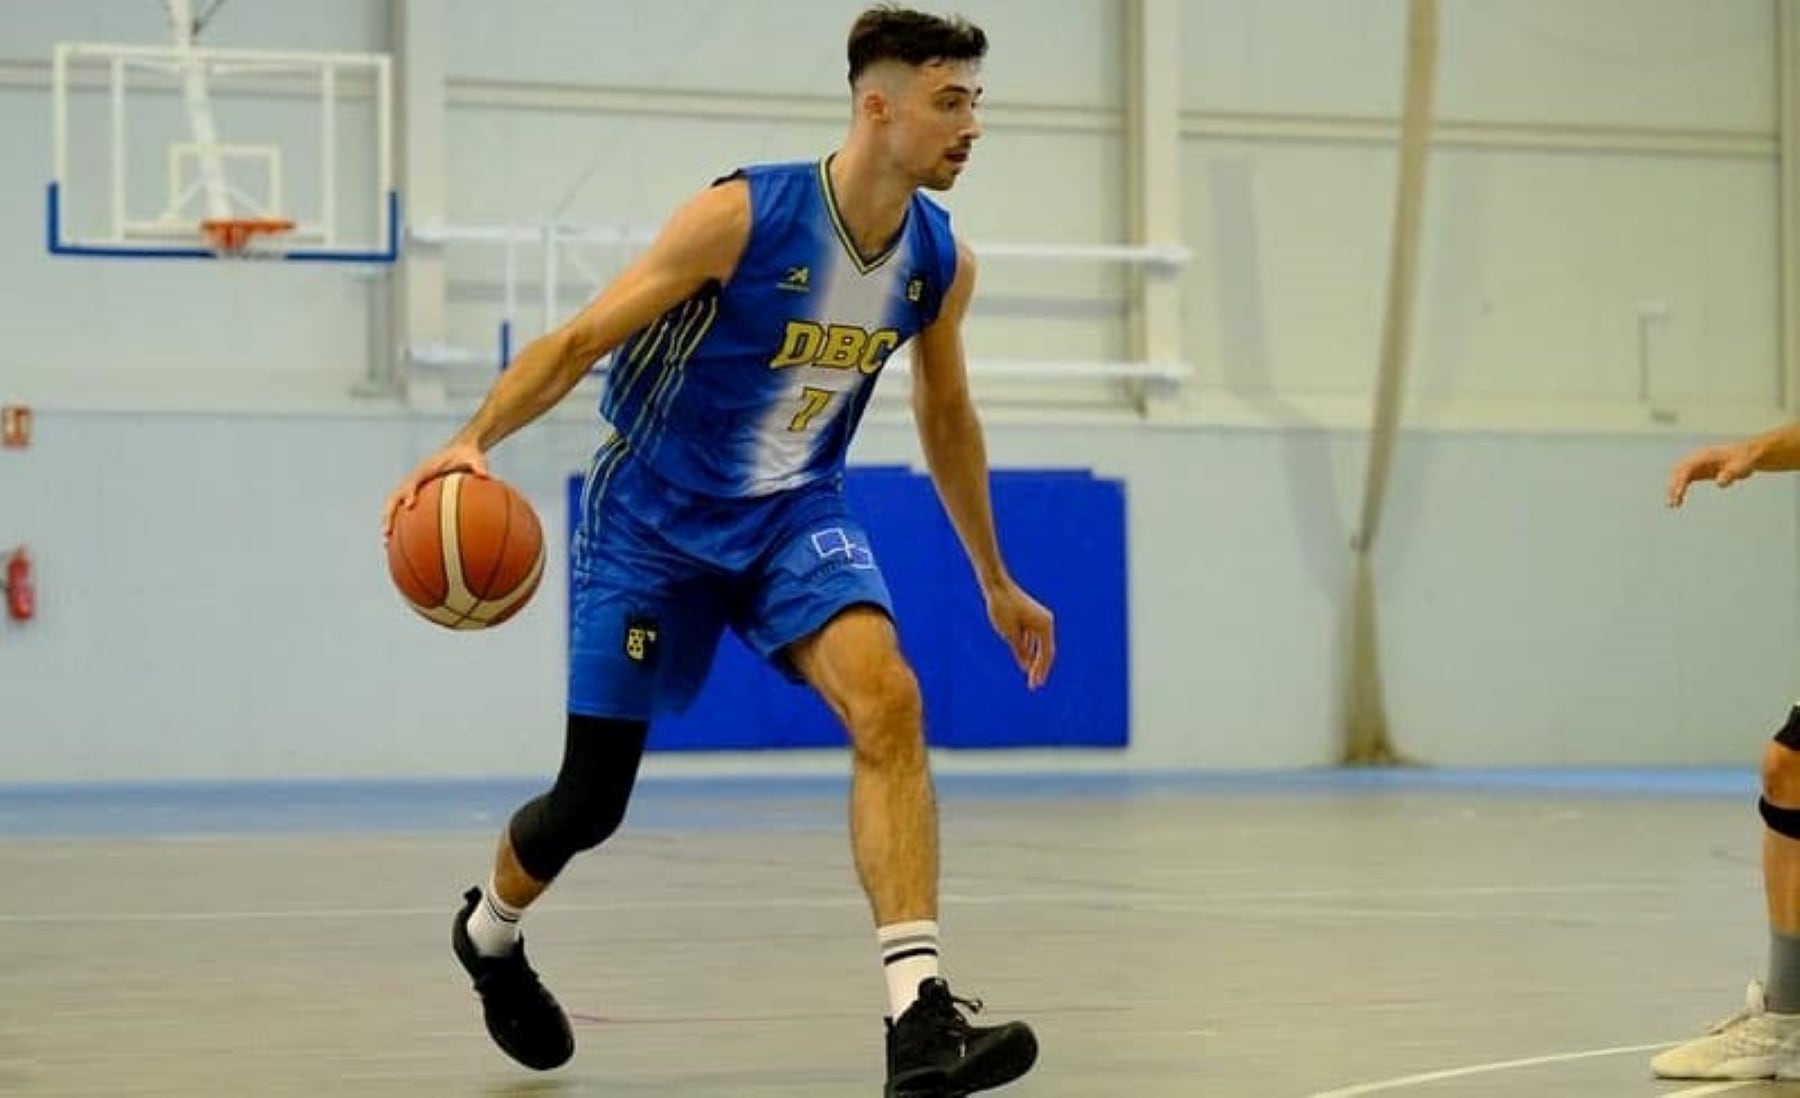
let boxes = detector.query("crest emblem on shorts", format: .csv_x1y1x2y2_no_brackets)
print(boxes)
624,615,660,664
810,527,876,570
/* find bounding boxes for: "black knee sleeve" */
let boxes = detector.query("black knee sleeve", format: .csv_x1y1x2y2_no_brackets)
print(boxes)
508,713,650,883
1760,707,1800,839
1776,706,1800,751
1760,796,1800,839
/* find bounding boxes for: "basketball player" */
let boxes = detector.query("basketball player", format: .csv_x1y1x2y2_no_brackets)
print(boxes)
382,8,1051,1095
1657,422,1800,1079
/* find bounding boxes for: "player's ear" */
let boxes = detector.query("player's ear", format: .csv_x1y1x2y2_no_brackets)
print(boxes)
855,62,908,123
858,84,891,123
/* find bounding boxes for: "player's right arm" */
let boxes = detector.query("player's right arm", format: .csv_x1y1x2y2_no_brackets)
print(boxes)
1667,422,1800,508
383,180,750,538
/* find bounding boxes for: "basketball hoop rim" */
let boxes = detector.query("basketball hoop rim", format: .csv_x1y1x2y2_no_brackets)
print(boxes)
201,215,295,254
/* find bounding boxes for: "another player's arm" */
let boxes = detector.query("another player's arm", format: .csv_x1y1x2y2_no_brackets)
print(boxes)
383,182,750,535
909,239,1056,688
1667,422,1800,507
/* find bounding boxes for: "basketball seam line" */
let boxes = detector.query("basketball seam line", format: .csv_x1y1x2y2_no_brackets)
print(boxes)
394,506,447,608
462,481,514,625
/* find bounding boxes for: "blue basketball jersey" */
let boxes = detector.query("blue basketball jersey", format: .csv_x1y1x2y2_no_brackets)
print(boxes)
599,158,959,498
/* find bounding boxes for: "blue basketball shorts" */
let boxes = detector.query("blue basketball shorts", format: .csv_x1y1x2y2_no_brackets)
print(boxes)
566,435,895,720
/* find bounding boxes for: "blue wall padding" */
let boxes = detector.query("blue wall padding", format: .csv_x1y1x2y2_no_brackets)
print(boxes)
565,466,1128,751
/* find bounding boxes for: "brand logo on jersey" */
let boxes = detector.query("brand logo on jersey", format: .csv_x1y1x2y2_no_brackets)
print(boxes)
905,275,924,303
769,320,900,374
778,266,811,293
623,615,660,664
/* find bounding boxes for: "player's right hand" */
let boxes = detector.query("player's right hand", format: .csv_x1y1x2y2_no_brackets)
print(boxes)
1666,442,1757,508
382,442,490,541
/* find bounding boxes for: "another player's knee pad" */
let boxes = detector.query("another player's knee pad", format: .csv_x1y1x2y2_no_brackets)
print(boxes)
509,713,650,882
1759,707,1800,839
1775,706,1800,751
1760,796,1800,840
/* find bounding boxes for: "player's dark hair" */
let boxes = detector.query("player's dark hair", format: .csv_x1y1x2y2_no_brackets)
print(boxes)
847,6,987,87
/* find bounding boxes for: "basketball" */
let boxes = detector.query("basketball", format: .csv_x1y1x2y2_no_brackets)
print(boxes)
387,471,545,630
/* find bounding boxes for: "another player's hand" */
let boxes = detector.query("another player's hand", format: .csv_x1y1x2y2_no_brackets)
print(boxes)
382,442,489,541
984,578,1056,691
1666,442,1758,508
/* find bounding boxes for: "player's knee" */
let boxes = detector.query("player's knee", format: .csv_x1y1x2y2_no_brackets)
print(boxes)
508,714,648,881
848,656,922,731
1765,708,1800,802
1764,741,1800,805
1758,709,1800,839
844,657,924,767
558,776,633,848
509,786,628,882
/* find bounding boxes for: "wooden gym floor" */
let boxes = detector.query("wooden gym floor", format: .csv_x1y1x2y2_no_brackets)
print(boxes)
0,769,1791,1096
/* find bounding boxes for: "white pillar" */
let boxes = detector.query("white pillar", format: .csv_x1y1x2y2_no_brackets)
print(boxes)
390,0,448,397
1124,0,1184,415
1781,0,1800,411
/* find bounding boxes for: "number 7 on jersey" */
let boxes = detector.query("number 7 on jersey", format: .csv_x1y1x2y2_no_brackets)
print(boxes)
788,386,836,432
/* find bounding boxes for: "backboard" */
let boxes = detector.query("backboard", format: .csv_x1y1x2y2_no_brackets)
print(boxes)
48,33,396,262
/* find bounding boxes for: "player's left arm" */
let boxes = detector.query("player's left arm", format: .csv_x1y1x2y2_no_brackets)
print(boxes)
910,238,1056,689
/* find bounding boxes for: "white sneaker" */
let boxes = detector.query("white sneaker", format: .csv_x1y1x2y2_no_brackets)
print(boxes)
1652,981,1800,1080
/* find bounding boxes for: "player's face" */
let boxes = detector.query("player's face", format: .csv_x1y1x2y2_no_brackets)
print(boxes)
890,61,983,191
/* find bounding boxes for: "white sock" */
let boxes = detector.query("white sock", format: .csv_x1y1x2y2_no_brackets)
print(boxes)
465,877,524,958
879,919,941,1017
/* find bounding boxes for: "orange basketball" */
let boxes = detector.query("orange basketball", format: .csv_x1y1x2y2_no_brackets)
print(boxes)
387,471,545,630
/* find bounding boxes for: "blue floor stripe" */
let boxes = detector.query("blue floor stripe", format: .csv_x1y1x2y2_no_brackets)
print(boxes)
0,768,1760,839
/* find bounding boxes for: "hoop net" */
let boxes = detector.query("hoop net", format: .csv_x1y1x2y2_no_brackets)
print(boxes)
201,216,294,256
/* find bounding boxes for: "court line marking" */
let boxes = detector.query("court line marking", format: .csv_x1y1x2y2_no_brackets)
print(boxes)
1306,1042,1673,1096
1662,1084,1759,1097
0,881,1719,925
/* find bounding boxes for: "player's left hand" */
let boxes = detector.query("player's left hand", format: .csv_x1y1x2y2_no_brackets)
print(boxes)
985,579,1056,690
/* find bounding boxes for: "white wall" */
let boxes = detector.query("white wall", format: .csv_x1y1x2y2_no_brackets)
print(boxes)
1178,0,1782,417
1,1,1796,782
3,408,1793,781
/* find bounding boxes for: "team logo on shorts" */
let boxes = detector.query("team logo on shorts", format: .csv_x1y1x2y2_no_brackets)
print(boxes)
811,527,876,570
624,615,660,664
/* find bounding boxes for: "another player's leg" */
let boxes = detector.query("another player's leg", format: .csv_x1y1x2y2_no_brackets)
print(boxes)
452,714,649,1070
787,607,1038,1096
1654,706,1800,1079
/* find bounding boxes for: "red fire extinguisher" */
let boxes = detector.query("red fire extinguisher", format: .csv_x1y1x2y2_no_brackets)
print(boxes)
5,546,34,622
